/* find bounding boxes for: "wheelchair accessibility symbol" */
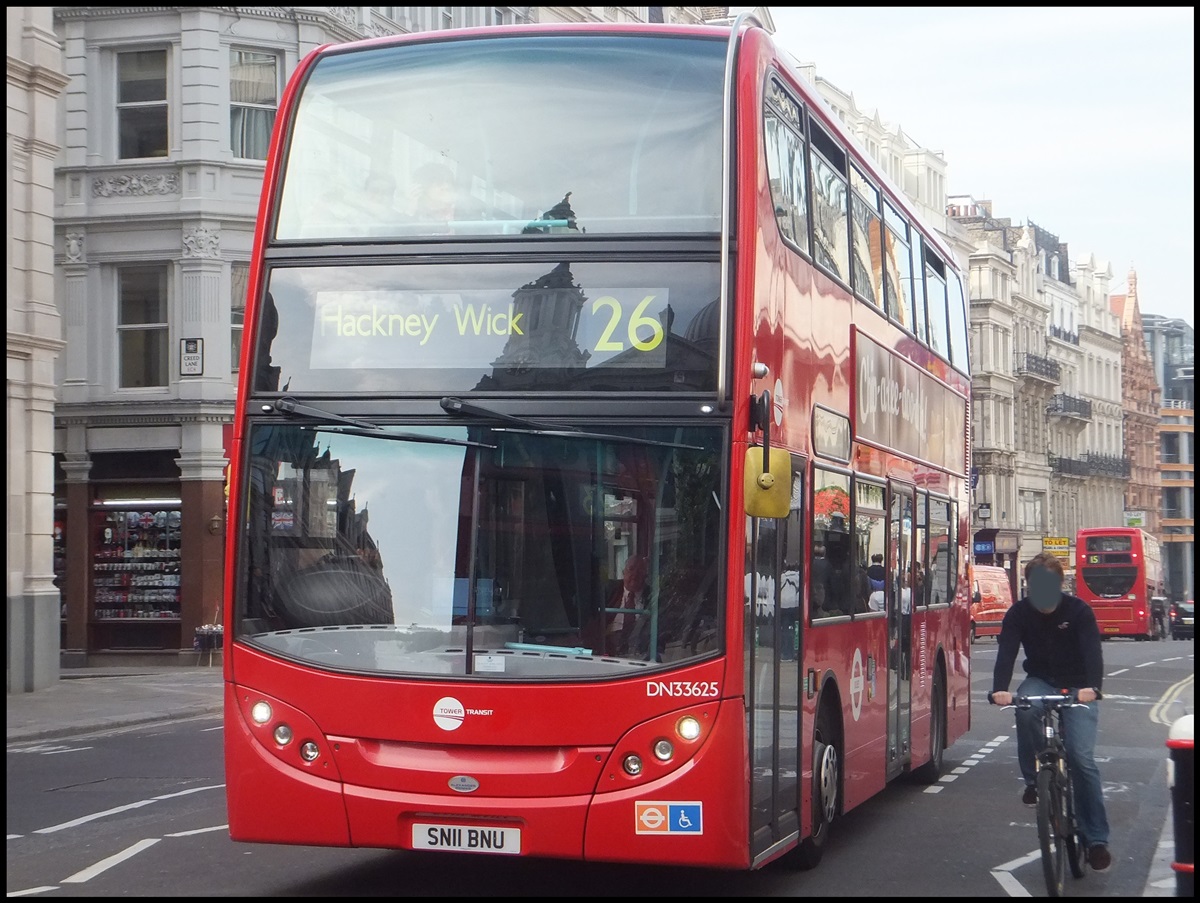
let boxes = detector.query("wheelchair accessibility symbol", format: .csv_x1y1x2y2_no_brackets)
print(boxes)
635,801,704,834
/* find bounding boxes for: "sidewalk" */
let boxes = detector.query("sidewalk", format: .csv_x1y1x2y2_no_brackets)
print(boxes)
5,665,1185,897
6,665,224,743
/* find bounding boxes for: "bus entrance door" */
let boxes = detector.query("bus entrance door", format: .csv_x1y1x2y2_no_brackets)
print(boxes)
886,482,914,779
747,461,804,862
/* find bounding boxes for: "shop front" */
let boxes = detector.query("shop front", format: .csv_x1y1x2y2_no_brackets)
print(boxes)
973,527,1021,601
55,448,226,665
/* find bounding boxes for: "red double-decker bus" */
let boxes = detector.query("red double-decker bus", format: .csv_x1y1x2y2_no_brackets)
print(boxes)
1075,527,1164,640
223,14,973,871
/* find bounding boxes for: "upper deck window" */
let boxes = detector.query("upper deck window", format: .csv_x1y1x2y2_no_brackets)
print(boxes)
274,35,726,241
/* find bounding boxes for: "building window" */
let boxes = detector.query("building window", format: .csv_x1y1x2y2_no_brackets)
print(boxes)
117,49,168,159
1019,490,1044,534
118,266,169,388
231,50,278,160
231,263,249,372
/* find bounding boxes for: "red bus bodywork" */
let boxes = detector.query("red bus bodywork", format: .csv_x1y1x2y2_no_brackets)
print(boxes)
1075,527,1164,640
224,16,972,871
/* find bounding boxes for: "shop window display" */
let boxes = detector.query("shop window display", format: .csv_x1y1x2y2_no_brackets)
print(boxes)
92,507,182,639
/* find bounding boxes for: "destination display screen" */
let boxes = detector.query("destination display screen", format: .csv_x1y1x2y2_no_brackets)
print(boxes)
254,260,721,394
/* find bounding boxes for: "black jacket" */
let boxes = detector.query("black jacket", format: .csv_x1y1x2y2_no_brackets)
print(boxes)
991,593,1104,693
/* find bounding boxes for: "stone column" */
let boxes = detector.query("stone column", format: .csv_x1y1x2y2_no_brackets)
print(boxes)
60,451,92,664
7,7,69,693
178,419,230,653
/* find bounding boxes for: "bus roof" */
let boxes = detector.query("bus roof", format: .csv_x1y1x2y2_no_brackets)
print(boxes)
304,20,734,61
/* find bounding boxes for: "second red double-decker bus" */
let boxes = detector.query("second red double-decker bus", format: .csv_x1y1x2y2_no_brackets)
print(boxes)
223,13,973,871
1075,527,1165,640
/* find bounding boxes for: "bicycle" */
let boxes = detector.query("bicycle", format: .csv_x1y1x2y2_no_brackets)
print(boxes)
1006,691,1097,897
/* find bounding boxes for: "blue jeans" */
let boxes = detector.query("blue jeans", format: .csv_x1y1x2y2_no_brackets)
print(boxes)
1014,676,1110,848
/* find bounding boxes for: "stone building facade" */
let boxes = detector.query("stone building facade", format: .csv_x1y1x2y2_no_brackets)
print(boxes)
1142,313,1194,601
1070,254,1127,530
945,199,1131,596
1111,271,1162,535
8,7,70,691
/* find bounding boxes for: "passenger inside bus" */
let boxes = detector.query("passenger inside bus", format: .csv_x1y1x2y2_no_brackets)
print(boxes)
810,541,829,614
605,555,649,655
823,525,868,615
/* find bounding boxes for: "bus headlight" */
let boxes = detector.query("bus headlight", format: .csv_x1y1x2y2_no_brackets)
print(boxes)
653,739,674,761
300,741,320,762
273,724,294,746
622,754,643,775
676,715,702,741
250,701,272,725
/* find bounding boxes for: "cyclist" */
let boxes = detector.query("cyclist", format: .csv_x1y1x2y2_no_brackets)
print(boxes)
1150,595,1167,640
988,552,1112,872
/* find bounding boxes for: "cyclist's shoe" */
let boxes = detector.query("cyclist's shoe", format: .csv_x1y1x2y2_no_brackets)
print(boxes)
1087,844,1112,871
1021,785,1038,806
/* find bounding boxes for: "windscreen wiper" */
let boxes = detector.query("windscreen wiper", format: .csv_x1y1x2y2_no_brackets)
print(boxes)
267,397,495,448
440,396,577,432
267,396,379,430
440,397,705,450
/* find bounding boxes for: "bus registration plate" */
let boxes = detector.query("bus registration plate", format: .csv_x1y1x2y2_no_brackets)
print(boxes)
412,823,521,855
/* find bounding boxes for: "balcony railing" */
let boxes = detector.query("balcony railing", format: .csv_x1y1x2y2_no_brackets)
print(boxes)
1014,352,1061,382
1047,393,1093,419
1049,324,1079,345
1084,452,1130,477
1048,454,1089,477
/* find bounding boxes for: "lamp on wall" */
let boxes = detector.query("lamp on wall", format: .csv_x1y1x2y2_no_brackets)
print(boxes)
208,514,224,536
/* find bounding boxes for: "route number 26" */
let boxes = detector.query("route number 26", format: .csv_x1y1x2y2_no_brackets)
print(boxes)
592,295,665,352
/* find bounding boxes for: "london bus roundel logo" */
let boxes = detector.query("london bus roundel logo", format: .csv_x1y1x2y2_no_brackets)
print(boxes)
433,697,466,731
773,378,786,427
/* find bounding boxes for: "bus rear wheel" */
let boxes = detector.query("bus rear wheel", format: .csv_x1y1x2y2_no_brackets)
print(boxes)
912,670,946,783
789,705,839,870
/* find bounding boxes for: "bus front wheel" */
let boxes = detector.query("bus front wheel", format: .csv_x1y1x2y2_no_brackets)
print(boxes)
789,705,839,870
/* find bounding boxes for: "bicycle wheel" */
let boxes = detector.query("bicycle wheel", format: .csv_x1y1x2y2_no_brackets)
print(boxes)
1064,771,1087,879
1037,767,1066,896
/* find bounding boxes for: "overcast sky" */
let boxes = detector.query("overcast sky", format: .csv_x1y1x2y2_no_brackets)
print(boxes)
763,6,1194,327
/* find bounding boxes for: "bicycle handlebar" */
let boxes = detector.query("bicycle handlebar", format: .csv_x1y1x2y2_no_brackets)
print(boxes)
992,690,1101,710
1010,695,1095,710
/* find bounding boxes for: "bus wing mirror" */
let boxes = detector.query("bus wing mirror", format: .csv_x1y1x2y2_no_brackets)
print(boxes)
744,445,791,518
744,389,790,519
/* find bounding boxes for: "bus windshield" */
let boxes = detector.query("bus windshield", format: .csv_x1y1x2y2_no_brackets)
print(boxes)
235,422,724,678
1079,566,1137,598
274,34,725,241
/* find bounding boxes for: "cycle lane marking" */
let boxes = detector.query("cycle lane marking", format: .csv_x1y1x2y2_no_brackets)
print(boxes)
923,736,1002,793
991,847,1040,896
